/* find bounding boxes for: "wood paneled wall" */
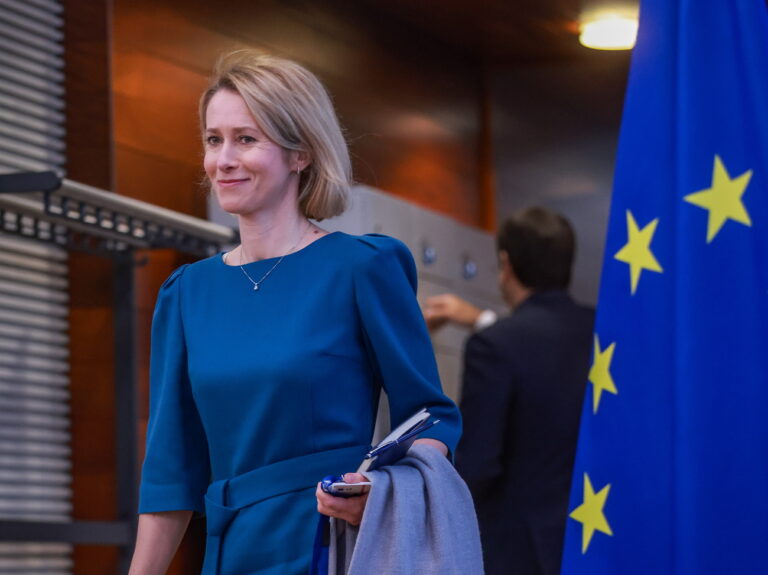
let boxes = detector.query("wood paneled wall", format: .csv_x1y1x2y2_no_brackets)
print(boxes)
111,0,483,221
63,0,120,572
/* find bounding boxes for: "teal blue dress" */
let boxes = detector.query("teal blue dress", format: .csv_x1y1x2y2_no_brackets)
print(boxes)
138,232,462,574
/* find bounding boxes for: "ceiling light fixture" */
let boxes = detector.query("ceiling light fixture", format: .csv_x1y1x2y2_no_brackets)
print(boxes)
579,1,639,50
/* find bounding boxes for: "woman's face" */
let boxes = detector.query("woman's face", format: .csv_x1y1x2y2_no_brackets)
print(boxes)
203,89,297,217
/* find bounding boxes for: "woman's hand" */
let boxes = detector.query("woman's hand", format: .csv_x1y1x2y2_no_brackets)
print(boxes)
315,440,447,525
413,437,448,456
315,473,370,526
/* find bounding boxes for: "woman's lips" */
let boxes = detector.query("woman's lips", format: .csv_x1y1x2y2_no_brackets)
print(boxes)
217,178,249,187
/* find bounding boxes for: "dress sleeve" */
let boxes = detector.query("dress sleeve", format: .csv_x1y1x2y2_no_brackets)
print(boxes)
138,265,210,514
353,235,462,454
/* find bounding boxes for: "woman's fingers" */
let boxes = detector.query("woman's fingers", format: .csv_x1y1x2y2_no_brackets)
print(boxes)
341,472,367,484
315,479,370,526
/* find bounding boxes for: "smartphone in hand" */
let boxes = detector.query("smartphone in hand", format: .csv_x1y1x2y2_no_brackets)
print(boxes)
320,475,372,498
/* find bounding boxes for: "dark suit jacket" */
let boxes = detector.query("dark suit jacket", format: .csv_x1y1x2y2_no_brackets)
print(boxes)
456,290,594,575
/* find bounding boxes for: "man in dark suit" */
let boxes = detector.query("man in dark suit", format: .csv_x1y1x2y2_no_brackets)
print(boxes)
425,207,594,575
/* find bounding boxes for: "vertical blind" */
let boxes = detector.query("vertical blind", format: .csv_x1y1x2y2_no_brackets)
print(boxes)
0,0,71,573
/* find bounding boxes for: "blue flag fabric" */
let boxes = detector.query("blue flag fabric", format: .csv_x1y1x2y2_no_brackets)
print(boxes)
561,1,768,574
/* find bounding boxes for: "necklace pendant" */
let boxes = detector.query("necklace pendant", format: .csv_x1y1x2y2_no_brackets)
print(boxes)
238,222,310,292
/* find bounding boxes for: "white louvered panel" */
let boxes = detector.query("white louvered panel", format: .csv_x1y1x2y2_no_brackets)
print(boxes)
0,542,71,554
0,323,68,347
0,235,67,261
0,235,71,529
0,1,62,25
0,382,69,405
0,454,70,473
0,295,67,319
0,374,67,394
0,363,69,387
0,439,70,459
0,484,71,499
0,362,68,382
0,135,66,164
0,92,64,124
0,2,72,571
23,0,64,12
0,80,64,111
0,106,65,139
0,33,63,67
0,45,64,82
0,425,71,443
4,501,69,524
0,469,69,486
0,150,50,172
0,62,64,98
0,0,65,176
0,308,67,331
0,21,62,56
0,123,65,157
0,337,68,361
0,293,67,318
0,248,67,273
0,44,64,82
0,338,68,360
0,280,68,303
0,409,68,429
0,542,72,574
0,4,63,41
0,395,69,416
0,423,69,443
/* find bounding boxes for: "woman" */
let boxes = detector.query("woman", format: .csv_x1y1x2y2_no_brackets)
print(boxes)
129,50,461,575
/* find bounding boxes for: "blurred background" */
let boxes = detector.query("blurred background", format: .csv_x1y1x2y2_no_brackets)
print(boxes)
0,0,631,572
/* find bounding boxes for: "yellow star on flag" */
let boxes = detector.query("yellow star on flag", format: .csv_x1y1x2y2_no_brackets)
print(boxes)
569,473,613,553
589,335,617,414
683,154,752,243
614,210,663,295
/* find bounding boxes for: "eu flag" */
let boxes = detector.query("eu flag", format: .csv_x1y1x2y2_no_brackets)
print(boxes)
561,1,768,573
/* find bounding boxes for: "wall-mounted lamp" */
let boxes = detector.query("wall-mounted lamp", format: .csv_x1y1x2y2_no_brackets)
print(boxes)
579,1,639,50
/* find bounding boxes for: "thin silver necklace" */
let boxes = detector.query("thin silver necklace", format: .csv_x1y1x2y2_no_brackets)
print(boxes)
236,223,310,292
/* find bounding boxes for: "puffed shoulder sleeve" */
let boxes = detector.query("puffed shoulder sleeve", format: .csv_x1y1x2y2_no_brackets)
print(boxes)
138,265,210,514
353,235,462,454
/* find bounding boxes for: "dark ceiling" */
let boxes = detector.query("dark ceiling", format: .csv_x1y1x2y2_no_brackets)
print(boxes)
364,0,588,65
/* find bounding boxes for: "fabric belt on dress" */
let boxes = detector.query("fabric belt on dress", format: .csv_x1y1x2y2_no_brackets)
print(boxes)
203,444,368,574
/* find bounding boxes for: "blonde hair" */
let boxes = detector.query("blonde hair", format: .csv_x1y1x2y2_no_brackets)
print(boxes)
200,50,351,220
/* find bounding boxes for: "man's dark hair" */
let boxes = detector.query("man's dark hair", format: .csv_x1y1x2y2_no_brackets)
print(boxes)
496,206,575,291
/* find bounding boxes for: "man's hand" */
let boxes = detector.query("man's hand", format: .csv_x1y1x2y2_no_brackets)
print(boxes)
423,294,483,331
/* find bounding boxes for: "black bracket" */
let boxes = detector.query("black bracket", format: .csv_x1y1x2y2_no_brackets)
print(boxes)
0,170,61,195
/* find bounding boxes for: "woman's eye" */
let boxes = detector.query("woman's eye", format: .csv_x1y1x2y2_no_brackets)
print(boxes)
238,135,257,144
205,135,221,146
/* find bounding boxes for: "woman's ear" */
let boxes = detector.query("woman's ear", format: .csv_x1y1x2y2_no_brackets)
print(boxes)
294,149,311,173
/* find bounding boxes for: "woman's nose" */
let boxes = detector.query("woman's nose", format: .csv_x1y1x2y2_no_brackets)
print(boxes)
217,141,238,170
